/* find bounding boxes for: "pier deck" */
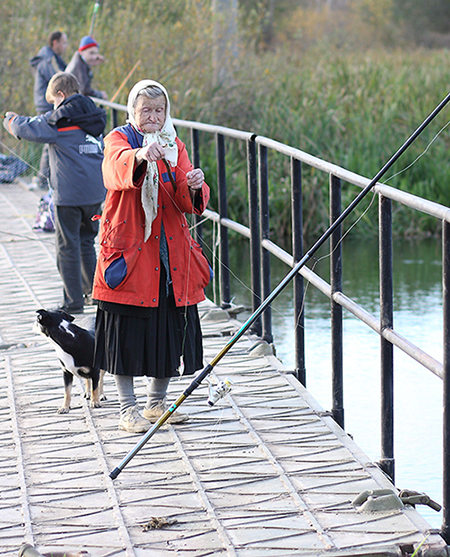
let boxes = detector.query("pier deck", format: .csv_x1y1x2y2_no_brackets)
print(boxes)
0,181,447,556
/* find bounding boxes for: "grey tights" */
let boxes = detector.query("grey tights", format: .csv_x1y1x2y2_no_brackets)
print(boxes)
114,375,171,416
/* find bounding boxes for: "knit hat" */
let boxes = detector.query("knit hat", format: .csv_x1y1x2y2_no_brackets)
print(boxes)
78,36,98,52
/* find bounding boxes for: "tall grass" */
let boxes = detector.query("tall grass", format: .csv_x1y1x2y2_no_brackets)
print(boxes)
1,1,449,239
178,48,450,240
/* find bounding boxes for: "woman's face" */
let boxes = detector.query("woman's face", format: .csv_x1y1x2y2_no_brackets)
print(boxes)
134,95,166,134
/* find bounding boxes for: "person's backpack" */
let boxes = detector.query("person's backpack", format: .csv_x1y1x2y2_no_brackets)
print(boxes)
0,154,28,183
34,192,55,232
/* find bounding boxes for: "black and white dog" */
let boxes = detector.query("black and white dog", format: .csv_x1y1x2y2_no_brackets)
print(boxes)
33,309,105,414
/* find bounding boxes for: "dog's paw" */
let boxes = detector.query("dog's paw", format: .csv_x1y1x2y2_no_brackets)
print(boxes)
90,400,101,408
84,391,91,400
57,406,70,414
100,394,107,401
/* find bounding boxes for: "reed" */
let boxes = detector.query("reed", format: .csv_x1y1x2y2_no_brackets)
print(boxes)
175,48,450,240
1,1,449,239
197,48,450,239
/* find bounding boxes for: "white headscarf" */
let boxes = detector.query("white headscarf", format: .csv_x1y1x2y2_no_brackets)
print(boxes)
127,79,178,241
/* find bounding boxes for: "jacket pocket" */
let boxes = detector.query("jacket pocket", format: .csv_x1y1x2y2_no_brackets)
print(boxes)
99,244,142,291
98,219,143,291
189,239,212,291
104,254,127,289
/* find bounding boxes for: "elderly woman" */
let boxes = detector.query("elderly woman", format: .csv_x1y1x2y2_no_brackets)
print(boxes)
93,80,211,433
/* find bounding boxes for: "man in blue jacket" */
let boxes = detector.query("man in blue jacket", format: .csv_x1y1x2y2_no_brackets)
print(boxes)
30,31,69,189
4,72,106,314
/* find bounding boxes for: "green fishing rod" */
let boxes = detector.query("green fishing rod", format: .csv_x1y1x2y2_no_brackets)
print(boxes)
89,1,101,36
110,90,450,480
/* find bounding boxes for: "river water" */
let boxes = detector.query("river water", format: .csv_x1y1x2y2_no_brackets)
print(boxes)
223,237,444,528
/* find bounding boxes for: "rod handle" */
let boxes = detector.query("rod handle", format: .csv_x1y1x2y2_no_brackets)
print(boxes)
18,545,44,557
110,467,121,479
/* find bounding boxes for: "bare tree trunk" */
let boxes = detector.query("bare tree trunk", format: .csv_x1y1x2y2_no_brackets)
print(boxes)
262,0,275,49
212,0,238,86
314,0,347,10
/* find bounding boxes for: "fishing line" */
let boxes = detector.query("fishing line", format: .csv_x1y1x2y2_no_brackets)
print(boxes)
289,188,376,333
308,118,449,275
161,154,380,341
0,137,54,232
0,230,55,244
289,116,446,327
212,219,220,306
315,190,378,264
204,386,227,470
197,234,315,336
188,216,210,231
383,119,450,184
0,138,48,185
163,165,264,314
157,169,199,376
289,116,449,315
110,89,450,477
184,200,305,324
172,152,381,331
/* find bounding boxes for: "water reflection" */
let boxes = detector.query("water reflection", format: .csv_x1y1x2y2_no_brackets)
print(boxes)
225,237,443,528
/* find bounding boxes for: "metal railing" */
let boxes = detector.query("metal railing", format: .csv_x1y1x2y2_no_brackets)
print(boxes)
95,98,450,541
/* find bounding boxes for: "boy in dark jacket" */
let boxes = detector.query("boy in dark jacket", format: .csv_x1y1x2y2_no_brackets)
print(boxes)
4,72,107,314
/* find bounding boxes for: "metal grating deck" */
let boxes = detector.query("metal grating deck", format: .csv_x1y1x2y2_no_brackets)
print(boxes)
0,181,447,556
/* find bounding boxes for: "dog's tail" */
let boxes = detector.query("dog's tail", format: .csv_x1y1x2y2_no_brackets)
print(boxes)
74,314,96,333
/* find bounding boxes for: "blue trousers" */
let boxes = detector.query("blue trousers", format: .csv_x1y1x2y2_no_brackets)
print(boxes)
55,204,101,310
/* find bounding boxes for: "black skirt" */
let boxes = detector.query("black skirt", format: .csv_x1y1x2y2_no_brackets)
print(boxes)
94,268,203,378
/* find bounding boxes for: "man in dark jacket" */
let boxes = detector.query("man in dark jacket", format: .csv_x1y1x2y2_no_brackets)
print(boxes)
30,31,68,113
66,36,107,100
4,72,107,314
30,31,68,189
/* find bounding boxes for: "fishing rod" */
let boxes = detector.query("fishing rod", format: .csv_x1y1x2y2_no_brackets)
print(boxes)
110,59,141,103
162,158,177,192
109,90,450,480
89,1,101,36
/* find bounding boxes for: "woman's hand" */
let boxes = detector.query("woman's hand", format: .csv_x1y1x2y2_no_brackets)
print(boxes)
135,142,166,165
186,168,204,192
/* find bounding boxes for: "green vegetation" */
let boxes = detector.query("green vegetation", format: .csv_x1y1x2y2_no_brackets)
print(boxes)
1,0,450,240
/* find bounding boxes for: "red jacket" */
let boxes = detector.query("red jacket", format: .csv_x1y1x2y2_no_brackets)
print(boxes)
92,128,211,308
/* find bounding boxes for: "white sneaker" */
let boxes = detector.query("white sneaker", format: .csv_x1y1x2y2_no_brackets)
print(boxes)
118,404,151,433
143,399,189,424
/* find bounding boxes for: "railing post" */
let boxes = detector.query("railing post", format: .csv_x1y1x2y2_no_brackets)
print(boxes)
442,219,450,542
291,157,305,385
330,174,344,429
190,128,203,247
112,108,119,130
216,133,231,308
379,194,395,482
258,144,273,344
247,138,262,336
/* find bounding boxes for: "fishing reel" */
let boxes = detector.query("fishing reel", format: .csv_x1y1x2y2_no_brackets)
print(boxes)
207,378,233,406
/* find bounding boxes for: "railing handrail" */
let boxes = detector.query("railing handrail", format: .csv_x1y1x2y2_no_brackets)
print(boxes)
95,96,448,375
94,97,450,223
96,96,448,380
203,205,444,378
96,96,450,535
